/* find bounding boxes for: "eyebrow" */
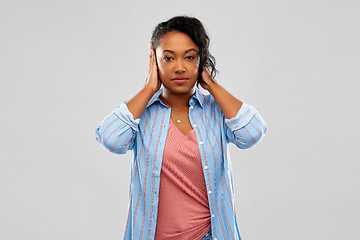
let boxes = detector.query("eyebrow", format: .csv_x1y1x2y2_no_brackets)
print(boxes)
162,48,198,54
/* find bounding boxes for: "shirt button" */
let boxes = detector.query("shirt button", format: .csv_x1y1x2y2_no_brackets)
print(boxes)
208,190,212,194
193,124,197,128
212,214,214,218
214,238,217,240
190,106,194,109
204,166,208,170
199,141,203,145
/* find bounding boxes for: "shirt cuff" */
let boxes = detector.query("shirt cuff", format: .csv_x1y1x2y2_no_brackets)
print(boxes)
225,102,257,131
113,102,140,132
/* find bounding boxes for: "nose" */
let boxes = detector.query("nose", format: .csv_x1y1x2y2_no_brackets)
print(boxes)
174,60,185,74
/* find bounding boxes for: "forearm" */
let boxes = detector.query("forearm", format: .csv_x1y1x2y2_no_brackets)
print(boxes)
95,102,138,154
126,86,156,119
207,82,243,119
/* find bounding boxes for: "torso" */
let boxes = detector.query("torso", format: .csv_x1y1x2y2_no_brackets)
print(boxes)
154,118,211,239
170,113,193,135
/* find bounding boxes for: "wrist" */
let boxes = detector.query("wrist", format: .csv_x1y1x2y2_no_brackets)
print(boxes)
143,84,158,96
206,81,218,93
144,83,159,94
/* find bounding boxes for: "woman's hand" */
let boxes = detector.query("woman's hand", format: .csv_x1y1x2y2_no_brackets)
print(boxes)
145,42,161,92
126,42,162,119
200,67,243,119
199,68,216,91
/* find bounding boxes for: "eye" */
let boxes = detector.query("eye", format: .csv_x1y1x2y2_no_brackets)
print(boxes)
163,56,173,61
185,55,195,60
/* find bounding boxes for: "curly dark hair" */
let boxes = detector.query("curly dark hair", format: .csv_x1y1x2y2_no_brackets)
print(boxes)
151,16,218,85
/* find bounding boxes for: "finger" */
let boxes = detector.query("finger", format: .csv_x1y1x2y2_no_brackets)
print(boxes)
149,42,154,58
148,43,152,73
152,51,156,72
204,66,210,74
150,42,156,63
151,49,157,71
201,67,209,79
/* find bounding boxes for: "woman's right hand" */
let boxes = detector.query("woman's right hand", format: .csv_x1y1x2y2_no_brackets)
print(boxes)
126,42,162,119
145,42,161,92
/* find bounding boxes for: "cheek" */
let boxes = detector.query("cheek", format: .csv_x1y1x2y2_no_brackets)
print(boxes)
189,62,199,75
157,62,167,77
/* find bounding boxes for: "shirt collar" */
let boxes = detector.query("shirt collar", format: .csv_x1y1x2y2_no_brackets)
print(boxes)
146,88,163,108
146,87,205,108
190,87,205,108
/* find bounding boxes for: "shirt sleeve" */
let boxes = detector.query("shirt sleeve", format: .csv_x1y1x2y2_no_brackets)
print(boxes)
95,102,139,154
225,102,268,149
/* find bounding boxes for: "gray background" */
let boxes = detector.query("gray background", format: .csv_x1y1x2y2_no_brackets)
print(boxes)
1,0,359,239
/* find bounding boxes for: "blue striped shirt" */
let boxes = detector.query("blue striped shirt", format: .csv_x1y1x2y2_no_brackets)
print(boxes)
95,88,267,240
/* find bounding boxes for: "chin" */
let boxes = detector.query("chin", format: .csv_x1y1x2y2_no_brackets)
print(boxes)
163,84,196,95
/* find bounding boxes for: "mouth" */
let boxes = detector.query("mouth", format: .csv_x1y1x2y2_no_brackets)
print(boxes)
172,76,189,84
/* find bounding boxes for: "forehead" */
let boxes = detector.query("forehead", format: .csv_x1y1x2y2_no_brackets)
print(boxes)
157,31,198,52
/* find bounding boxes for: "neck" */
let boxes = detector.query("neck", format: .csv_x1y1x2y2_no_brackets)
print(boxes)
160,87,195,108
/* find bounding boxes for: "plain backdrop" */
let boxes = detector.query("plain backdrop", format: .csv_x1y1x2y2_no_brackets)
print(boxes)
1,0,359,239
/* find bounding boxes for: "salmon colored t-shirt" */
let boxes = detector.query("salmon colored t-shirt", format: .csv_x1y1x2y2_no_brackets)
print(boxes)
154,119,211,240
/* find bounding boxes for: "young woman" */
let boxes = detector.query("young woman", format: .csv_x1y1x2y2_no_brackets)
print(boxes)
95,16,267,240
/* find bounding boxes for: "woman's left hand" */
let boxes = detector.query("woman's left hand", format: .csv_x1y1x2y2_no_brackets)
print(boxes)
199,68,243,119
199,68,216,91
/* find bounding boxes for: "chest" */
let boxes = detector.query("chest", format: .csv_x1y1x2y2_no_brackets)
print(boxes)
170,114,193,135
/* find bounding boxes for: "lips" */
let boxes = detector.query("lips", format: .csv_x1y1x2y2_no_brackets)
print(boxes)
172,76,189,84
172,76,188,80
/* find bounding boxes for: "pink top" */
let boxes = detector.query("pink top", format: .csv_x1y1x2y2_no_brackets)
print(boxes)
154,119,211,240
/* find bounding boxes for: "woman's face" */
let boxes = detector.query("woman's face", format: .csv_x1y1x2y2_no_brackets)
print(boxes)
155,31,199,95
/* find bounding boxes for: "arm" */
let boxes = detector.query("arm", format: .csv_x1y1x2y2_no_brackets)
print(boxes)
200,69,242,119
95,102,139,154
126,42,161,119
224,103,267,149
95,42,161,153
200,69,268,149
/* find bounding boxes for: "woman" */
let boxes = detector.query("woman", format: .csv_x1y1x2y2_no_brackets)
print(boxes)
95,16,267,240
